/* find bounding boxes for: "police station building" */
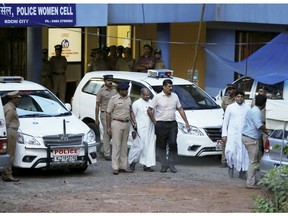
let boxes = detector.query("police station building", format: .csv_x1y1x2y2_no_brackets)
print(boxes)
1,3,288,102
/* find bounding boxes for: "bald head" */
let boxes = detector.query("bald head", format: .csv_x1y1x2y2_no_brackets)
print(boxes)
140,88,151,101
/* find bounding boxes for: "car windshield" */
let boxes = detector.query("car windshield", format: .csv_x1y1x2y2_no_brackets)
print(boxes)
151,84,220,110
1,90,70,118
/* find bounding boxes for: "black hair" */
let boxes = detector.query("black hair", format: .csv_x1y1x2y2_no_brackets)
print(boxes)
163,79,173,86
255,94,267,107
234,88,245,96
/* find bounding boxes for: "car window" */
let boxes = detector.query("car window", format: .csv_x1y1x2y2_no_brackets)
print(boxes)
82,78,104,95
1,90,69,117
226,77,254,99
130,81,153,103
151,84,220,110
270,130,288,139
256,81,284,99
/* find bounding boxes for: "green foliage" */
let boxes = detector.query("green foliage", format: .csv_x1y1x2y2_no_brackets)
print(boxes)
253,166,288,212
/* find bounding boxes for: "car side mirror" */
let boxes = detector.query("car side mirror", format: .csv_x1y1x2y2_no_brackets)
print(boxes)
65,103,72,111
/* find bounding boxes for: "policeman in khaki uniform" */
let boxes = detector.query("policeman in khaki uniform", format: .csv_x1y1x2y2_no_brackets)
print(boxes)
220,83,236,168
2,91,21,182
154,48,166,69
95,74,117,161
50,44,67,102
106,83,137,175
41,48,53,91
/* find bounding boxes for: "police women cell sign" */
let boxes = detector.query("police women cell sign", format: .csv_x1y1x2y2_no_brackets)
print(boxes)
0,4,76,26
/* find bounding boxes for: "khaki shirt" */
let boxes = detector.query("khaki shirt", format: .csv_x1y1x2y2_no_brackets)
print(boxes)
50,56,67,73
107,93,132,119
96,86,117,111
41,59,51,76
221,96,235,111
4,101,20,129
154,59,166,69
115,58,135,71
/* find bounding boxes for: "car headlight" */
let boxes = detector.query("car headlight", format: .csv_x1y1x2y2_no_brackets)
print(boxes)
86,129,95,143
178,123,204,136
18,133,41,146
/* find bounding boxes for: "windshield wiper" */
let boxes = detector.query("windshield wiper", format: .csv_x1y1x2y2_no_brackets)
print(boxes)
52,112,71,117
19,113,51,117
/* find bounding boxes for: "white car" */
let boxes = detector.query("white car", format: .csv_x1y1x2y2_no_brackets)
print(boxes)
72,70,224,157
0,76,97,173
0,95,9,171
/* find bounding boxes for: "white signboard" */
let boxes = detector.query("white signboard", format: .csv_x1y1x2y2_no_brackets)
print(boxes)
48,28,81,62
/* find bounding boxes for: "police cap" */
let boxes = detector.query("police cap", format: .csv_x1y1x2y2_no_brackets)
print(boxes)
7,90,21,98
54,44,62,50
93,48,101,53
42,48,48,54
103,46,110,52
226,84,236,89
103,74,113,81
154,48,161,54
117,82,129,90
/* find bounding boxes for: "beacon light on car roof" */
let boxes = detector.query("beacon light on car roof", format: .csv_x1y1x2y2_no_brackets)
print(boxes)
0,76,23,83
147,69,173,78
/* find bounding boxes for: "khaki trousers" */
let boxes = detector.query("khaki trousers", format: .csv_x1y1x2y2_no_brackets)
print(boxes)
100,112,111,157
2,128,17,179
52,74,66,102
111,120,130,170
242,135,259,186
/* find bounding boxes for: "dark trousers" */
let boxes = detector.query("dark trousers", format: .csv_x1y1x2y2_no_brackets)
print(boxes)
155,120,178,167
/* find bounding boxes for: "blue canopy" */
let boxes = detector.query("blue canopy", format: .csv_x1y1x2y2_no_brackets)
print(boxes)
204,31,288,85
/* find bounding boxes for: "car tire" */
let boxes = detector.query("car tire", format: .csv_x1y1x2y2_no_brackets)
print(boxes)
69,165,88,173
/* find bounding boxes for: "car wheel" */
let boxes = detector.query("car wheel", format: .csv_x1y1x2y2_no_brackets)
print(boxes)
69,165,88,173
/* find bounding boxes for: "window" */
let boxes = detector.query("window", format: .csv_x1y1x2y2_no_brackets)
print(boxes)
256,81,284,99
130,81,152,103
82,78,104,95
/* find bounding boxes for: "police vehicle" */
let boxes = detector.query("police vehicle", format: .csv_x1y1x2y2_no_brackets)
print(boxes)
72,69,224,157
0,94,9,172
0,76,97,173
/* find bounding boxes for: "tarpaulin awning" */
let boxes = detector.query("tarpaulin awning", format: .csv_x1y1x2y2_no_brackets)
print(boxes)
204,31,288,85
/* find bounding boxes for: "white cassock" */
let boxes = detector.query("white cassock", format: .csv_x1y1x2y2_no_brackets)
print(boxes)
222,102,250,171
128,98,156,167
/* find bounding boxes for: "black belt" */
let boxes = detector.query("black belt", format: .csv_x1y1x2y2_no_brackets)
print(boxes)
8,127,18,131
53,72,65,75
242,134,257,140
101,111,106,113
113,118,129,123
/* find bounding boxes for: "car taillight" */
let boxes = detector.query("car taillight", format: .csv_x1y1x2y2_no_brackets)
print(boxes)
264,139,270,153
0,139,8,153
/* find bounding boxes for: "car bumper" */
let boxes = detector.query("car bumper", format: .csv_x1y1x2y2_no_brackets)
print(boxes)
260,153,288,176
0,154,10,171
13,143,97,169
177,134,222,157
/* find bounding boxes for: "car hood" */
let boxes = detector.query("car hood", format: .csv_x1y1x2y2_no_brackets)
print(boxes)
176,108,223,128
19,116,89,137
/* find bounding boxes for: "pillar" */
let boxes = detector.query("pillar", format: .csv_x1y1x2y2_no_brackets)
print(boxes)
156,23,170,69
27,27,42,83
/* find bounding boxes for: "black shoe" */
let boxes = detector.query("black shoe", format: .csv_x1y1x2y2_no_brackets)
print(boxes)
219,162,228,168
239,171,247,180
130,162,136,171
112,170,119,175
104,156,111,161
2,176,20,182
143,166,154,172
228,165,234,178
169,165,177,173
160,166,168,173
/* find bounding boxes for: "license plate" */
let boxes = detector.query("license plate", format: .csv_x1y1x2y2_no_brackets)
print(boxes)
52,149,79,162
54,155,78,162
216,140,222,150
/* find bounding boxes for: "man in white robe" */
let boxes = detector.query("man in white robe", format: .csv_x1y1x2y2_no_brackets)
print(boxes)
128,88,156,172
221,89,250,179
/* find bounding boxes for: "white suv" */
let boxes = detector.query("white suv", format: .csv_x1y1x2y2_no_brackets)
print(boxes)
0,76,97,173
72,70,224,157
